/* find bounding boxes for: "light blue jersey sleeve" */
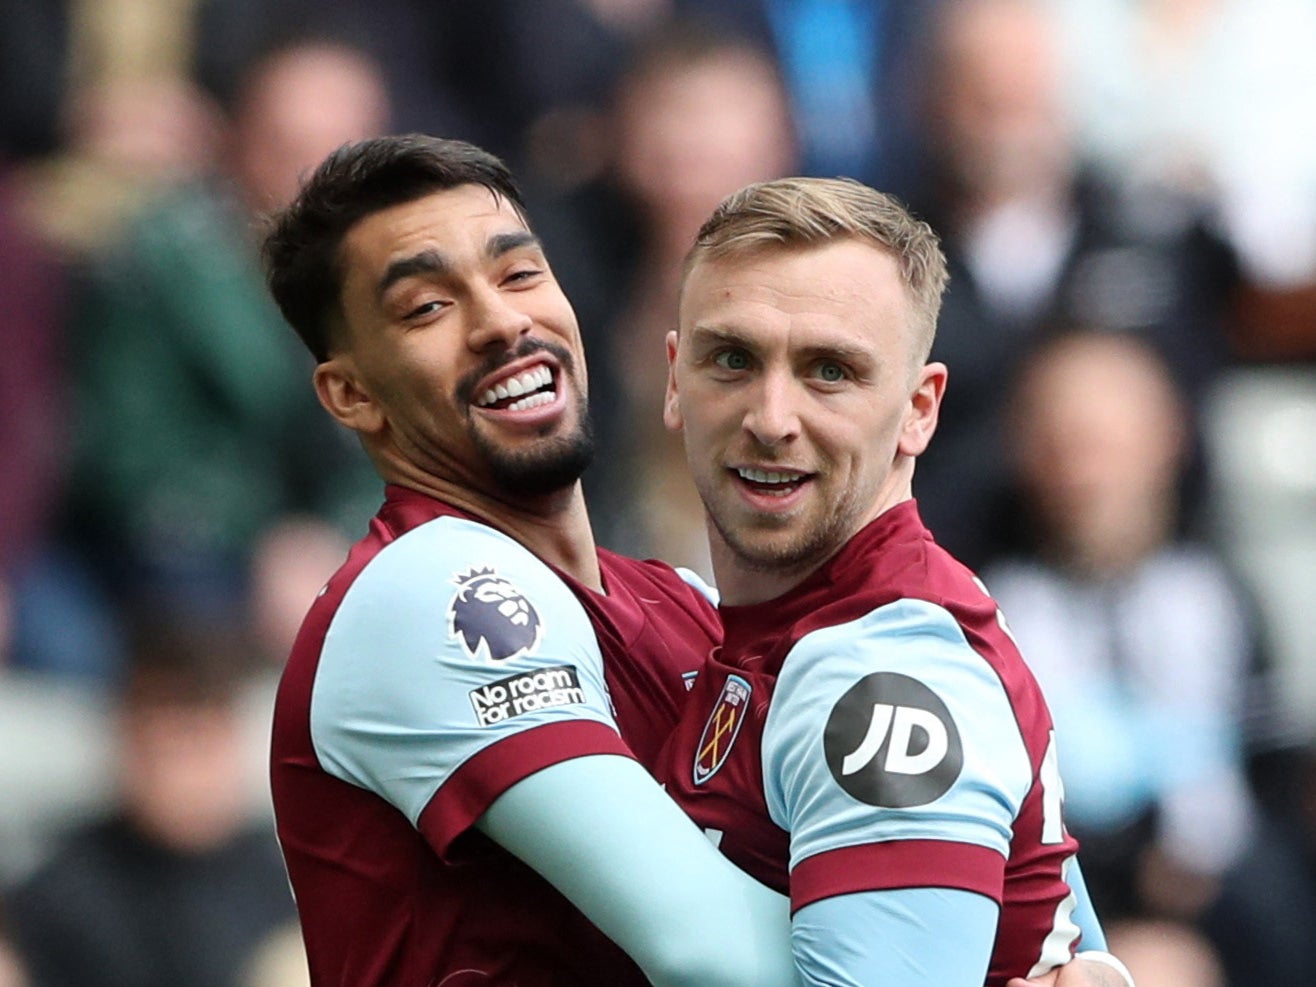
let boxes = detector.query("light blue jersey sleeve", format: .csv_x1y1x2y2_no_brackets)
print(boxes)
480,755,798,987
309,516,621,828
483,758,1108,987
764,599,1087,982
794,859,1103,987
763,599,1033,866
793,887,998,986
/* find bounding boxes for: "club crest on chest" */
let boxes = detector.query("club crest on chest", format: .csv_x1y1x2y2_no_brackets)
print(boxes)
693,675,752,785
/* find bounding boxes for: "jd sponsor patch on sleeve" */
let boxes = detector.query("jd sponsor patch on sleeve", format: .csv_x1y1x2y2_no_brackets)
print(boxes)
469,665,586,727
823,672,963,808
448,567,544,662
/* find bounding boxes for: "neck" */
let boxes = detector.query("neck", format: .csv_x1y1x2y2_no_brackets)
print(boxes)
392,470,602,591
710,542,824,607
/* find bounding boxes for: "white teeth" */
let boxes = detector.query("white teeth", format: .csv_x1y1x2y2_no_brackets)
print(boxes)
507,391,554,411
738,467,804,485
476,365,555,408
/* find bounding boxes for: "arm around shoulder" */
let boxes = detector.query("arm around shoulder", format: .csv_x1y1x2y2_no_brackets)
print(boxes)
478,753,797,987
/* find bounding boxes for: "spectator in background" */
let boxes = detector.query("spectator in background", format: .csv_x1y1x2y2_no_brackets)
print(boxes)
14,0,224,259
1104,921,1224,987
903,0,1236,571
239,922,309,987
669,0,938,192
60,37,389,665
193,1,489,164
982,329,1316,985
983,330,1257,919
397,0,673,177
6,613,294,987
535,20,798,575
1045,0,1316,361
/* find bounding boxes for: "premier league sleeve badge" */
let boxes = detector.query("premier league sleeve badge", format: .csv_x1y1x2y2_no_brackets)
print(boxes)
447,567,544,663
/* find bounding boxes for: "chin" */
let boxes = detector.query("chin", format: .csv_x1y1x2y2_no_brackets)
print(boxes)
484,437,595,498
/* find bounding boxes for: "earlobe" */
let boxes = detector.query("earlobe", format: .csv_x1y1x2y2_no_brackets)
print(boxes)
663,330,684,432
314,358,385,435
899,362,948,457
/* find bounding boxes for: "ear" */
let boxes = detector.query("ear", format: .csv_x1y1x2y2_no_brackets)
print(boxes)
662,329,684,433
898,361,947,457
313,357,386,435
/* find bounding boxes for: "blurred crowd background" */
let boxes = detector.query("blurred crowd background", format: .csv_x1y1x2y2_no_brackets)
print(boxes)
0,1,1313,985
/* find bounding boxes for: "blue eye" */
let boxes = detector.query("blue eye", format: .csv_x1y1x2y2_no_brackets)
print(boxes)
714,349,751,371
815,361,846,382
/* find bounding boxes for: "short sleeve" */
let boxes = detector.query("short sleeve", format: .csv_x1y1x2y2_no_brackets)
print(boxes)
762,598,1033,910
309,516,628,852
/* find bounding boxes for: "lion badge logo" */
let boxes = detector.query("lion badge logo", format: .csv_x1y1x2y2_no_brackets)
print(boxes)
447,568,543,662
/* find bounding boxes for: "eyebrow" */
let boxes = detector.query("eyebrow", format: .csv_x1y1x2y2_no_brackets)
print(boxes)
488,230,541,259
689,323,872,363
375,231,544,302
688,323,754,348
377,249,448,301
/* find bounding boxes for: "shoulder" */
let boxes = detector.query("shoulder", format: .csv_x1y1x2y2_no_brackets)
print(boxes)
597,550,720,624
1142,543,1244,602
764,595,1042,816
341,515,592,651
770,597,1021,763
12,817,135,903
601,550,715,600
303,515,622,828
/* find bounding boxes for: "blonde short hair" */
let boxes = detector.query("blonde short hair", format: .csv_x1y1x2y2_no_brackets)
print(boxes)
682,177,949,362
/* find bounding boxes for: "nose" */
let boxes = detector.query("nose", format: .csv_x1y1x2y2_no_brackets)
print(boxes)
744,369,800,447
466,283,534,352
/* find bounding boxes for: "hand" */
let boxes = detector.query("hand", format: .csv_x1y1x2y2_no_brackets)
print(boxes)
1008,955,1130,987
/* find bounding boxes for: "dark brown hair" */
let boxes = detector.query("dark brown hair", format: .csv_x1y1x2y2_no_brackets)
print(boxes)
262,134,526,361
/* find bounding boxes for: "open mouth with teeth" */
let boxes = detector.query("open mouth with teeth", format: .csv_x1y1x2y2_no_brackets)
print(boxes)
474,364,557,412
734,466,811,497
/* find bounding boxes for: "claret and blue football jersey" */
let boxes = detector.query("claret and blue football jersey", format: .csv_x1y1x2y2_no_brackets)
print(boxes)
271,484,718,985
658,500,1084,985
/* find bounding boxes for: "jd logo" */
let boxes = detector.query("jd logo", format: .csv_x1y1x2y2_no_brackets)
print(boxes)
823,672,963,807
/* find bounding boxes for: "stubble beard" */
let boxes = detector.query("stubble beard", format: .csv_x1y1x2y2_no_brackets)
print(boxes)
460,338,596,498
473,400,596,497
703,478,858,582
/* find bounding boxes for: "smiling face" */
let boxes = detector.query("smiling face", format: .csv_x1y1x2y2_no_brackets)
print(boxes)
318,184,593,500
665,238,946,602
